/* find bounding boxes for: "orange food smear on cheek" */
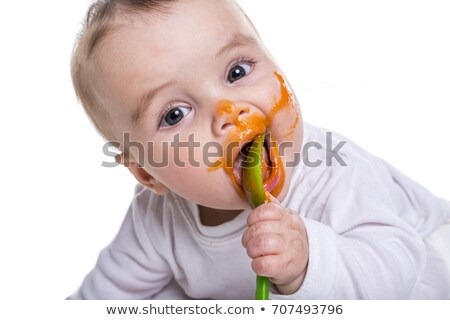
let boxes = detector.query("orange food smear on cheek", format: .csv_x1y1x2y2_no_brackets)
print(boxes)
263,72,298,197
269,72,300,140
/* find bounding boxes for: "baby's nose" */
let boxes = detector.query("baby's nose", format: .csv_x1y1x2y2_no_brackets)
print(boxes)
213,100,249,136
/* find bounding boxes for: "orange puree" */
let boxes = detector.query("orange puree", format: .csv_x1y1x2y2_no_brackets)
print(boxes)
209,72,299,199
270,72,300,140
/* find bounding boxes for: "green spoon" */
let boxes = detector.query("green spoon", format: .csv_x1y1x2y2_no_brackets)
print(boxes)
242,133,270,300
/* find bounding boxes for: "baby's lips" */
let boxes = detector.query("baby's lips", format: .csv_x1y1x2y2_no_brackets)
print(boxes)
262,134,285,195
232,150,245,185
263,166,280,193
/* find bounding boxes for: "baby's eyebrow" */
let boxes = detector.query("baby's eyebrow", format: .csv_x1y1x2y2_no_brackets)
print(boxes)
215,33,258,58
132,80,173,125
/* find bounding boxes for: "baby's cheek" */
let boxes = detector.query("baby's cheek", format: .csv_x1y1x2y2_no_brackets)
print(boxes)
135,140,168,166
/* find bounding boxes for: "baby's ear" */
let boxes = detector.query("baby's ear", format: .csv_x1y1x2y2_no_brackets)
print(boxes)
115,154,169,195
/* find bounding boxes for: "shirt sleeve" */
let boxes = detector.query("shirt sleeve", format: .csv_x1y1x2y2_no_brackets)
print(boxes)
67,186,173,300
271,160,427,299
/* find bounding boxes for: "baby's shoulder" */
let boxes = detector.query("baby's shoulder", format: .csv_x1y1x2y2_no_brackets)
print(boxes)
289,123,395,202
131,184,195,230
130,184,174,227
298,123,375,179
302,122,375,166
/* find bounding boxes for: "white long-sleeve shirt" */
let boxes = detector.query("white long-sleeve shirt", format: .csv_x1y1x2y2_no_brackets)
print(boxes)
68,123,450,299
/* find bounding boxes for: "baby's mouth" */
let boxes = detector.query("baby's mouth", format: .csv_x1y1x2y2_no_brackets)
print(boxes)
233,132,273,187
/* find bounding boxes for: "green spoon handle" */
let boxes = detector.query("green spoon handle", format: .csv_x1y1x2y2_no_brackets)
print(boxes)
256,275,270,300
242,133,270,300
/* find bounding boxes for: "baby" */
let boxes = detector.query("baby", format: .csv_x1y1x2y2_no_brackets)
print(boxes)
68,0,450,299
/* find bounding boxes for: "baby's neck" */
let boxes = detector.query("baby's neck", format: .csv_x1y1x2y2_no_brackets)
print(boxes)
197,205,243,226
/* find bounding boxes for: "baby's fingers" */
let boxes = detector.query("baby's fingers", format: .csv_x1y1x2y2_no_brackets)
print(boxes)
245,233,284,258
247,202,284,226
241,220,281,248
251,254,284,278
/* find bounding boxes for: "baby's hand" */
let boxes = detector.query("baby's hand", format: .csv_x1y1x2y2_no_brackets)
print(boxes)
241,199,309,295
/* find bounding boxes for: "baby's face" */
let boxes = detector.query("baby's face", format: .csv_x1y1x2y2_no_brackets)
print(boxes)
94,0,303,209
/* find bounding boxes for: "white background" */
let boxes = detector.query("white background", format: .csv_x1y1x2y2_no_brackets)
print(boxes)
0,0,449,304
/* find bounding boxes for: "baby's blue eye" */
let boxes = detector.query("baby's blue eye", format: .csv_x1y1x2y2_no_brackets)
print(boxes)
161,106,191,127
227,62,252,84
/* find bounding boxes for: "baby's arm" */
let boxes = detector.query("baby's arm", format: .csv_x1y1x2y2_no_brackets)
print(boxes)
67,186,173,299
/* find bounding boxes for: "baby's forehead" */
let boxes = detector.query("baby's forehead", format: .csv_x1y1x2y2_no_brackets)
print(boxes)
97,0,259,67
90,0,261,128
115,0,255,39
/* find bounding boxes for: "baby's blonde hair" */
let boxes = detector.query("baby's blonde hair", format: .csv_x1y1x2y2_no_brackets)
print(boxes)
71,0,178,141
